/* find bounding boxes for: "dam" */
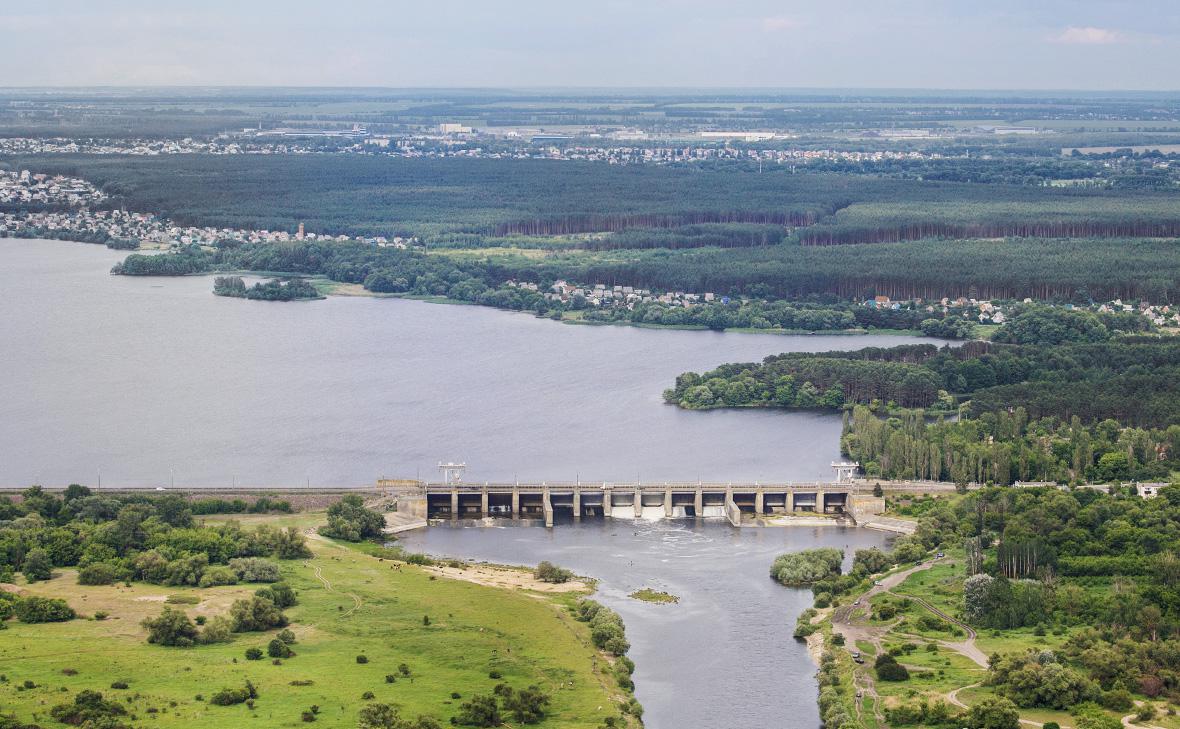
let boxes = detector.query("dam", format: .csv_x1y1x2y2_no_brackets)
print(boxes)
384,469,886,528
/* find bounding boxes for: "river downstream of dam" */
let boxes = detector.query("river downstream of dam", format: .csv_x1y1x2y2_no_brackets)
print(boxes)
398,520,894,729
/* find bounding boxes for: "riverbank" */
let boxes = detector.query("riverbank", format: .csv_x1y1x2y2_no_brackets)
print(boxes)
0,510,640,729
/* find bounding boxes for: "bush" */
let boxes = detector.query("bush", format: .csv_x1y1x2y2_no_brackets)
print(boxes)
198,565,239,588
198,615,233,644
965,696,1021,729
142,607,199,646
110,681,129,689
1099,689,1133,712
385,674,396,683
209,681,257,706
770,548,844,586
230,595,287,632
245,648,263,661
454,694,500,727
534,561,573,584
497,684,551,724
21,548,53,582
318,495,386,542
875,653,910,681
255,582,297,609
94,611,109,621
268,638,294,659
15,596,76,623
356,655,369,664
78,562,125,586
49,690,127,725
277,628,296,644
229,557,281,583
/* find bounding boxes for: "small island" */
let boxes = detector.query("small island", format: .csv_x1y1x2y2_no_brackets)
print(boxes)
213,276,323,301
630,588,679,604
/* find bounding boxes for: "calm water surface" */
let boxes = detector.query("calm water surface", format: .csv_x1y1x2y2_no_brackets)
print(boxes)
400,520,893,729
0,237,938,486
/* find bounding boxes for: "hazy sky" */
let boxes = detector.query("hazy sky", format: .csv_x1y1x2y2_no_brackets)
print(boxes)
3,0,1178,90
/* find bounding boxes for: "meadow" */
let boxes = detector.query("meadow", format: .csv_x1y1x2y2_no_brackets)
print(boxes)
0,513,631,729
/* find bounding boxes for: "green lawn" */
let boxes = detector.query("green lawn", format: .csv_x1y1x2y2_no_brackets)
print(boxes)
0,524,630,728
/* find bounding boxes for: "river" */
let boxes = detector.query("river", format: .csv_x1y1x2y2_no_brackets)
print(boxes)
0,238,941,487
399,520,893,729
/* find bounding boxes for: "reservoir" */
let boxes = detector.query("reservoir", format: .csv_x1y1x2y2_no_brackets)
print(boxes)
0,238,940,487
399,520,893,729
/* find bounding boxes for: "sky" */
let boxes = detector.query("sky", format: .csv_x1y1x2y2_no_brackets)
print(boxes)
2,0,1179,90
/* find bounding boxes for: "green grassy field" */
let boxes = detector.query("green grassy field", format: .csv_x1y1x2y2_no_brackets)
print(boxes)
0,517,632,728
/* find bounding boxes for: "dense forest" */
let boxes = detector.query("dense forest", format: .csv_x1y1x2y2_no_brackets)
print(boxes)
11,154,1180,249
509,237,1180,303
665,308,1169,425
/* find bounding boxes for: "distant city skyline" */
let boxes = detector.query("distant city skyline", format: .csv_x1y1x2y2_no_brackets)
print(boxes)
3,0,1179,90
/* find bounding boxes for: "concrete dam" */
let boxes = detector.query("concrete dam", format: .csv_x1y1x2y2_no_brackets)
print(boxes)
384,480,886,528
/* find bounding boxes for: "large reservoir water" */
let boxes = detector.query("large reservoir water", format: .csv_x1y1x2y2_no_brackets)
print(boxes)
0,238,936,487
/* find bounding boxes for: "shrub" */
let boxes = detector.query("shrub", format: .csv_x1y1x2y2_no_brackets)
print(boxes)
49,690,127,725
78,562,124,586
534,561,573,584
454,694,500,727
198,615,233,644
875,653,910,681
245,648,263,661
965,696,1021,729
385,675,396,683
194,615,207,625
497,684,551,724
230,595,287,632
318,495,386,542
16,596,76,623
277,628,296,644
769,548,844,586
361,691,375,700
1099,689,1133,712
142,607,199,646
356,655,369,664
94,611,109,621
358,704,439,729
301,711,316,722
268,638,294,659
209,681,257,706
110,681,129,690
21,548,53,582
229,558,281,583
255,582,297,609
198,566,239,588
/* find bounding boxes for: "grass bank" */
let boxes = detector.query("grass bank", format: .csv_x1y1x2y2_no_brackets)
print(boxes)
0,513,636,728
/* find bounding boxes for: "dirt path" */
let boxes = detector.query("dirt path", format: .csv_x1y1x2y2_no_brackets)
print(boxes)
891,590,988,668
306,560,362,617
1122,700,1167,729
831,559,942,726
